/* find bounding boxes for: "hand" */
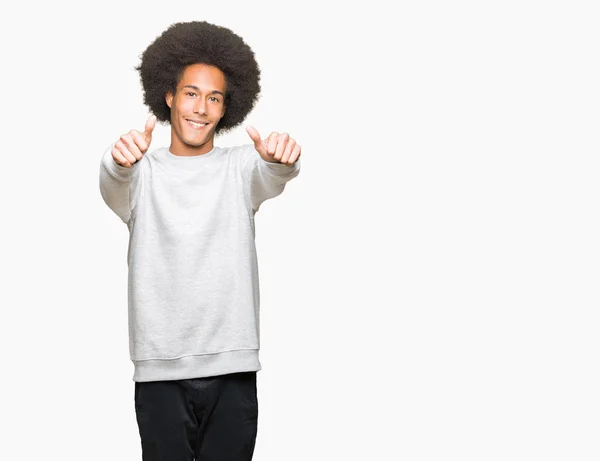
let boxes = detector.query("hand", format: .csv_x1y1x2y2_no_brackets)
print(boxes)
245,126,301,166
112,115,157,168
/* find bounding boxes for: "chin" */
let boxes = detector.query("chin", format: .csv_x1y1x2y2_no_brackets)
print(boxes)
189,133,210,143
182,137,209,147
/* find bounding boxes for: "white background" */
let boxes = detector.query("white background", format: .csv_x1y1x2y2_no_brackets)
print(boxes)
0,0,598,459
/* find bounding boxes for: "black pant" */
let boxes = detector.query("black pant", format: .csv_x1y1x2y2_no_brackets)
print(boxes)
134,371,258,461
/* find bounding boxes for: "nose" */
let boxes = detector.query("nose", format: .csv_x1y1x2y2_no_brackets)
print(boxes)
194,99,207,115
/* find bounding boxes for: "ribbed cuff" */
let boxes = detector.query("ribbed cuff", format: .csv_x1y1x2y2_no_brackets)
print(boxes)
259,155,301,175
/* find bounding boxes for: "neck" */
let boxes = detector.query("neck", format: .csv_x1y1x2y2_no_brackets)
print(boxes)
169,135,215,157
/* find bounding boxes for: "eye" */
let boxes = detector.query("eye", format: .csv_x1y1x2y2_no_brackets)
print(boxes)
209,96,220,102
187,92,197,97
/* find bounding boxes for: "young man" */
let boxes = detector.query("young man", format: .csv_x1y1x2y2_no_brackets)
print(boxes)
98,21,301,461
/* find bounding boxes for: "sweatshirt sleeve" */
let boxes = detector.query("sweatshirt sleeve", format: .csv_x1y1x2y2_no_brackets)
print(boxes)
240,144,301,213
99,143,144,224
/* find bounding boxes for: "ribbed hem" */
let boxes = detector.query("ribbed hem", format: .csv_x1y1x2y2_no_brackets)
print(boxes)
132,349,262,382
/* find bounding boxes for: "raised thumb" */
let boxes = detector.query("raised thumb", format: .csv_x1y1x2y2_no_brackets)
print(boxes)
144,115,157,138
245,125,261,145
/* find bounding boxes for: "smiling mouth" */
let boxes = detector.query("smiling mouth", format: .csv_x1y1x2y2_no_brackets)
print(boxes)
186,120,209,130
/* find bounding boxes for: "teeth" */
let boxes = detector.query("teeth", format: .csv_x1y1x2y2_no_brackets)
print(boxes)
188,120,207,128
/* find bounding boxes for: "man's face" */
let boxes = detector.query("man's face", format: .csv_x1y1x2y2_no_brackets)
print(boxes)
166,63,227,155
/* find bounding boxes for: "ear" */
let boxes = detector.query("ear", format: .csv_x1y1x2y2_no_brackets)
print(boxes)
165,91,173,108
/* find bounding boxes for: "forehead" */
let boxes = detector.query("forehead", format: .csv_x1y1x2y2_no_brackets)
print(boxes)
178,63,226,90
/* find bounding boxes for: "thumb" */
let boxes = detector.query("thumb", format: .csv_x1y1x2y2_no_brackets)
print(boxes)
245,125,262,147
144,115,157,139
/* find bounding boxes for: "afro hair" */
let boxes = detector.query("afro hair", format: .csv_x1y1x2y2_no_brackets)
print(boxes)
135,21,261,135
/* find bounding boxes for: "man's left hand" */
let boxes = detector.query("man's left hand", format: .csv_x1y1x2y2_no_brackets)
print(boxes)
246,126,301,166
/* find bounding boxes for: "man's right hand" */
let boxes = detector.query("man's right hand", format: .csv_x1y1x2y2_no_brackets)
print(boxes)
112,115,157,168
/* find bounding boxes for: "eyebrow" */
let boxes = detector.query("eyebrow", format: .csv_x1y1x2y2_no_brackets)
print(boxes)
182,85,225,97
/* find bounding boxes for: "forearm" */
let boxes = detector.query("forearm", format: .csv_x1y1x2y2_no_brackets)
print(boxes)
247,149,301,211
99,143,141,223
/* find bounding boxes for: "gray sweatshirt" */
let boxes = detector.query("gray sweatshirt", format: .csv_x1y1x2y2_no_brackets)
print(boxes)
99,143,300,382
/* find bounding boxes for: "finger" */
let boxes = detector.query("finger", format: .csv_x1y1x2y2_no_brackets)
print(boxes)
261,138,269,149
144,115,157,140
274,133,288,162
267,132,279,156
120,133,143,161
112,147,132,168
288,144,301,165
115,140,137,165
280,137,296,164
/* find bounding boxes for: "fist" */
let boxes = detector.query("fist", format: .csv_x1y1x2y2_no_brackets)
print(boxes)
112,115,157,168
245,126,301,166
